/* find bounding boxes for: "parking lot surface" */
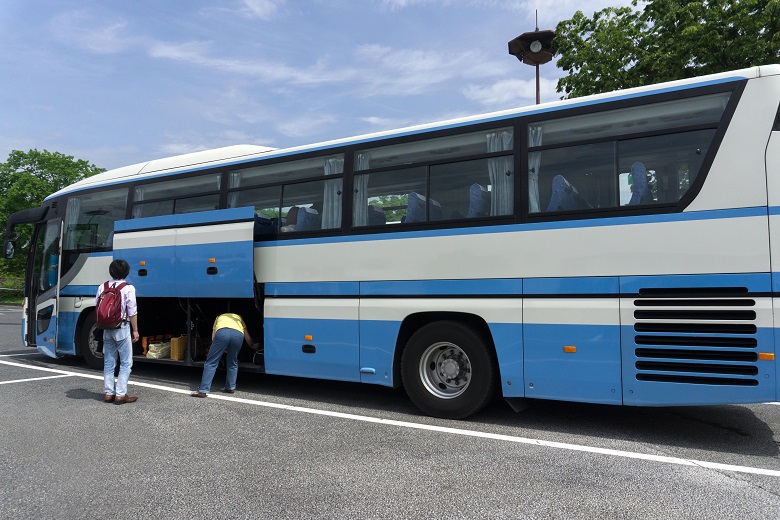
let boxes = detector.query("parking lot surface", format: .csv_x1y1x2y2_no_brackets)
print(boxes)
2,306,780,518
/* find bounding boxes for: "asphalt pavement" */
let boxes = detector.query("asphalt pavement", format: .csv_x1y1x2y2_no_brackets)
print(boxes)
1,305,779,519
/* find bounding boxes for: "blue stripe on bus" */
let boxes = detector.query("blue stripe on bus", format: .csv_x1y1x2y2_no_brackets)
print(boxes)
524,277,618,295
524,322,622,404
489,322,524,397
264,316,361,382
265,282,360,297
263,273,777,298
257,206,768,248
358,319,403,387
62,273,778,301
620,272,772,293
60,285,100,297
360,278,523,296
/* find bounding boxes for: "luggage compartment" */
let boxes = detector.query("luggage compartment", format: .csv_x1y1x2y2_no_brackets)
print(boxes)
133,296,264,372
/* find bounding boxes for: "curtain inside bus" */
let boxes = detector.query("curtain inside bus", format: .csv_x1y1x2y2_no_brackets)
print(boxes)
528,125,543,213
486,130,514,216
322,156,344,229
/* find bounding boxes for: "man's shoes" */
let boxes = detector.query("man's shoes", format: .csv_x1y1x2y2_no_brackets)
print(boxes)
114,395,138,405
222,388,235,394
104,394,115,403
191,391,207,398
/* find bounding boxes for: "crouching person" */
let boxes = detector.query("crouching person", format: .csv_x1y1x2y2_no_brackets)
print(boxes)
191,313,253,398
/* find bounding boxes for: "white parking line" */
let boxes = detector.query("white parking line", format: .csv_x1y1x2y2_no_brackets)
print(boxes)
1,357,779,478
0,353,39,357
0,374,74,385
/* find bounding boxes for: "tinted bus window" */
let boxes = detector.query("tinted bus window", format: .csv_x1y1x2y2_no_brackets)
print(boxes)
133,173,220,218
64,188,128,251
529,93,731,213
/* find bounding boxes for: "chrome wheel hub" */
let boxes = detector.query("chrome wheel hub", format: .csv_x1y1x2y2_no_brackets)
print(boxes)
419,342,472,399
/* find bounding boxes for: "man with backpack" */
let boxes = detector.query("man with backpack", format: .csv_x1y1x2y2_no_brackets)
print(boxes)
96,259,139,405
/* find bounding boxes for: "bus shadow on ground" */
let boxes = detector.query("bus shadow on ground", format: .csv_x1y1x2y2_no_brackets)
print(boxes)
476,398,779,458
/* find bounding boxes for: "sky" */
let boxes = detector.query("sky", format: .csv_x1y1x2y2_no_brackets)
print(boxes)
0,0,634,172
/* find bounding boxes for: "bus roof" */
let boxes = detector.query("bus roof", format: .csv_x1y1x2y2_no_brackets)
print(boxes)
48,64,780,200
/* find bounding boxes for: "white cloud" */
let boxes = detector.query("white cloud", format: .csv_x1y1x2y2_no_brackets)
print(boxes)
50,11,132,55
376,0,638,29
147,40,353,86
359,116,412,128
462,76,560,107
237,0,284,20
353,44,505,97
276,113,339,139
199,87,277,126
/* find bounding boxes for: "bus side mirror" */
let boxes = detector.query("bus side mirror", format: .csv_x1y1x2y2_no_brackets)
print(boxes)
3,240,14,259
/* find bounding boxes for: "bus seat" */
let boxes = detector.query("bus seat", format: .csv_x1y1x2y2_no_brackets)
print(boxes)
367,205,386,225
467,183,490,218
253,214,276,237
406,192,426,222
296,207,321,231
628,162,653,205
406,192,443,222
546,175,590,212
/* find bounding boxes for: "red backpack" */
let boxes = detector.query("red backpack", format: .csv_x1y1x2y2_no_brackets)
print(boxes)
96,281,128,329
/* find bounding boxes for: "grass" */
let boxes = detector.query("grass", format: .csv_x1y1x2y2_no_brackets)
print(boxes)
0,274,24,305
0,292,23,305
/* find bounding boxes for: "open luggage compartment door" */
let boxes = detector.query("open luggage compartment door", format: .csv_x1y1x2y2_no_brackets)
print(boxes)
112,207,255,298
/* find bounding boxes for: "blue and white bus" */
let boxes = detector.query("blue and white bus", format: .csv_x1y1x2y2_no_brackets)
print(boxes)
5,65,780,419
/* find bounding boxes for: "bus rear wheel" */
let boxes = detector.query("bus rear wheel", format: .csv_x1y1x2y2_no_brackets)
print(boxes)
80,312,103,369
401,321,497,420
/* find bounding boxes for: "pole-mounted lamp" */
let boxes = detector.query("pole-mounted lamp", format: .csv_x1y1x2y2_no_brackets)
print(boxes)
508,17,556,105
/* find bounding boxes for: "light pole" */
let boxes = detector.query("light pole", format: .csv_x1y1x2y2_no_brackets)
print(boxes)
508,15,556,105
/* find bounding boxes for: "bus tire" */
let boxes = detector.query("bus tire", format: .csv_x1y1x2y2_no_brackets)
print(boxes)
80,312,103,370
401,320,497,420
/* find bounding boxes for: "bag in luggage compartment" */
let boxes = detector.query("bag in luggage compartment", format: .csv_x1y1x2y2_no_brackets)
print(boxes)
146,341,171,359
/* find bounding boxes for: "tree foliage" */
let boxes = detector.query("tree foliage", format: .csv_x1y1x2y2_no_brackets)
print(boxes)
0,149,104,281
555,0,780,98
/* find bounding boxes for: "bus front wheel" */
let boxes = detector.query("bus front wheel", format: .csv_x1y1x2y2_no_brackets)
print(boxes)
80,312,103,369
401,321,497,420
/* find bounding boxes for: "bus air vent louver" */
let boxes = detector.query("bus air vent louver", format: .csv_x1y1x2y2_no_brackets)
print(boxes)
631,289,760,386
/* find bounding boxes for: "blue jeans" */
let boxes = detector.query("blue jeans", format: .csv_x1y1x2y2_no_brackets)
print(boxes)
103,324,133,396
198,328,244,393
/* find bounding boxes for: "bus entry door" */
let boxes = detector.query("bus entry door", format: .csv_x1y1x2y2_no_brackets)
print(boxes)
27,218,62,358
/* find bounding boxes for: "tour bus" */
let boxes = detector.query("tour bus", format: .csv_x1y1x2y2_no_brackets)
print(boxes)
5,65,780,419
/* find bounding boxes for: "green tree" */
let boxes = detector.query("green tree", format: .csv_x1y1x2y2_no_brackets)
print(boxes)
555,0,780,98
0,149,104,283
